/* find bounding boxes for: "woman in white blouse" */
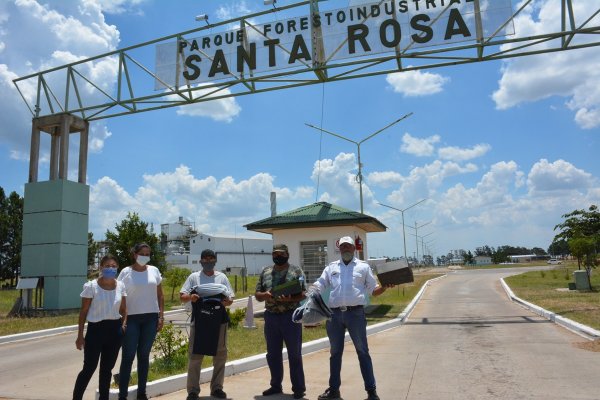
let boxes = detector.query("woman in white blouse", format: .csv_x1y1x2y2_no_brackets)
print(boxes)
117,243,165,400
73,254,127,400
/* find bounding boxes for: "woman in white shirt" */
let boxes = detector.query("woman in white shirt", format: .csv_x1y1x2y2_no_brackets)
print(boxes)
117,243,165,400
73,254,127,400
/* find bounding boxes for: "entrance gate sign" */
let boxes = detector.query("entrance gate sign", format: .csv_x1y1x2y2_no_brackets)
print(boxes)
155,0,514,88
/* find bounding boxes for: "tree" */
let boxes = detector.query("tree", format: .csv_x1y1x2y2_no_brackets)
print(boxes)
568,237,596,290
491,248,508,264
105,212,165,273
463,250,474,265
531,247,547,256
554,205,600,242
0,190,23,285
163,267,191,301
548,239,569,257
88,232,99,268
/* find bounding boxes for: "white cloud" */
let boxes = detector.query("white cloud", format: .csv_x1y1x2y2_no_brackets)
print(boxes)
400,133,440,156
492,1,600,129
384,160,479,206
438,143,491,161
310,153,366,209
0,0,120,158
86,0,147,15
386,69,450,97
175,87,242,123
89,165,312,237
215,2,251,21
527,159,593,193
367,171,404,188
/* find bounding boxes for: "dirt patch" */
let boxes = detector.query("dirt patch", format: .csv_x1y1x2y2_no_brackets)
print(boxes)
574,339,600,352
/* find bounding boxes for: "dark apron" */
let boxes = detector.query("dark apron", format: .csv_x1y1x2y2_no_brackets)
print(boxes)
191,295,229,356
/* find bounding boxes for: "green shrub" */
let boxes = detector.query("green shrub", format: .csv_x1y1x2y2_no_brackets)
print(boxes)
540,270,546,278
152,322,188,362
227,307,246,329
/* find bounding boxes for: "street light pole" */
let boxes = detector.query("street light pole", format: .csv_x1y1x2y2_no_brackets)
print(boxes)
306,112,413,213
409,220,431,262
378,199,426,261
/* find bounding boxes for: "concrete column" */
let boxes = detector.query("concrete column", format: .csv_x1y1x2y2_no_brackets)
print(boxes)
59,114,71,179
78,122,89,184
49,127,59,180
28,123,40,183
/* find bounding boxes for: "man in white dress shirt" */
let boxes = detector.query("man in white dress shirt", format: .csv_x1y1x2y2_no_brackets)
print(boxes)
313,236,394,400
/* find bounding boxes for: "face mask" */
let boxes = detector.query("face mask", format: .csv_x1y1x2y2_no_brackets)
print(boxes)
201,261,216,271
273,255,289,266
341,251,354,263
136,255,150,266
101,267,118,279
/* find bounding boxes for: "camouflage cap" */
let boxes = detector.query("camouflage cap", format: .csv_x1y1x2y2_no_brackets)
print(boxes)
272,243,289,253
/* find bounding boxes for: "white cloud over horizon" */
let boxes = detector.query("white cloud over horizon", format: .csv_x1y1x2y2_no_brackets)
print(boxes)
492,1,600,129
386,69,450,97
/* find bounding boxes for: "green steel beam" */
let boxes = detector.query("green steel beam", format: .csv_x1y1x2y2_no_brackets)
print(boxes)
12,0,600,122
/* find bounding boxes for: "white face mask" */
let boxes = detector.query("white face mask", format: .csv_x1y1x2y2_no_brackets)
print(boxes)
136,255,150,266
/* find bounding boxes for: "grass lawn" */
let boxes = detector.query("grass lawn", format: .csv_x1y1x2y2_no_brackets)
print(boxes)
0,274,262,336
504,262,600,330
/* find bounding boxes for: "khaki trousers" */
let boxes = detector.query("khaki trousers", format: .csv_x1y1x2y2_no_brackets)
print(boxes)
187,323,228,394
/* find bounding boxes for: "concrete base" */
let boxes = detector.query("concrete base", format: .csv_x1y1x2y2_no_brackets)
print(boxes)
21,180,89,310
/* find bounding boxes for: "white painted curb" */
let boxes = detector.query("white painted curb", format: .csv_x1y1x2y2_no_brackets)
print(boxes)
500,278,600,340
105,275,447,399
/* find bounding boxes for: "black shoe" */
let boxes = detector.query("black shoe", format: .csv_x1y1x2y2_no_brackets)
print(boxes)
366,389,380,400
262,387,283,396
186,393,200,400
211,389,227,398
318,388,341,400
137,394,148,400
293,392,306,399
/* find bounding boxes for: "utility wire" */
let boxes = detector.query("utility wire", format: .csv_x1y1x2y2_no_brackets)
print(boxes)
315,82,325,202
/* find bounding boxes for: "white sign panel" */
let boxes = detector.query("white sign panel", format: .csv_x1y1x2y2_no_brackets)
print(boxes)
155,0,513,89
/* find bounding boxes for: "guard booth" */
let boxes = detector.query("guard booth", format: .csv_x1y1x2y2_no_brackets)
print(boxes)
245,202,387,283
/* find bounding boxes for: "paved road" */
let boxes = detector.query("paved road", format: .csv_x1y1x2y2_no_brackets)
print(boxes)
0,296,260,400
152,268,600,400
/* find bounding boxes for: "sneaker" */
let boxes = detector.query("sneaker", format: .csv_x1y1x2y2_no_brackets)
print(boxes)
211,389,227,399
293,391,306,399
366,389,380,400
318,388,341,400
137,394,148,400
262,387,283,396
186,393,200,400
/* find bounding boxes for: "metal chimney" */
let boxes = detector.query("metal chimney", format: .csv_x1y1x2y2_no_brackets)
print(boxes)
270,192,276,217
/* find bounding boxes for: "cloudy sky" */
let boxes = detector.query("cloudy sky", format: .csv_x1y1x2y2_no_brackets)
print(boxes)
0,0,599,260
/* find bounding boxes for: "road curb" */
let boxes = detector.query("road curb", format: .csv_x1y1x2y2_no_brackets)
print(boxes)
105,274,448,399
0,298,253,345
500,278,600,340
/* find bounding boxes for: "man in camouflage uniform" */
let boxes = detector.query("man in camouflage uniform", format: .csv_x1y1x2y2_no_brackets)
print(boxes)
255,244,307,399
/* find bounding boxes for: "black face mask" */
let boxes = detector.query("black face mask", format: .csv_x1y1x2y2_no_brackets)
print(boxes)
273,256,289,266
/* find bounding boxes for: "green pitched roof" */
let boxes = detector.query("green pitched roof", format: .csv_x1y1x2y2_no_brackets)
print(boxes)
244,202,387,234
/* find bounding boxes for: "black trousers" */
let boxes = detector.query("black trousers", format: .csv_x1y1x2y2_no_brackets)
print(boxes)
73,319,122,400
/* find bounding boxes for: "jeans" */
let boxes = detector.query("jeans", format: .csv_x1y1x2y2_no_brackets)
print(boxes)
73,319,122,400
264,310,306,393
326,307,376,391
119,313,158,398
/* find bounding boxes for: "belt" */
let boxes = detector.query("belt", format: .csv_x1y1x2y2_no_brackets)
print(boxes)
331,305,363,312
